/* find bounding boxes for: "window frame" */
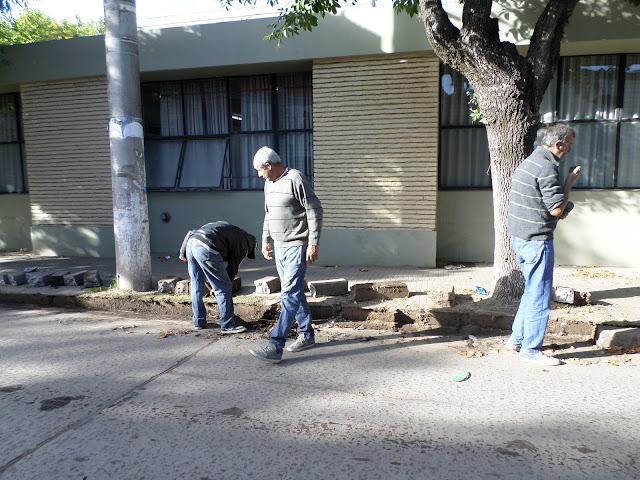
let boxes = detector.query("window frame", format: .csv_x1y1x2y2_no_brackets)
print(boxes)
438,53,640,190
141,72,313,192
0,93,28,194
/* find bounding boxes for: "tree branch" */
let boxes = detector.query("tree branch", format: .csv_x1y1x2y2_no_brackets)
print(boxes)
527,0,580,105
419,0,462,66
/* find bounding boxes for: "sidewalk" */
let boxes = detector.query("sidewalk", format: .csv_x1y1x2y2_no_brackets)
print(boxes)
1,251,639,338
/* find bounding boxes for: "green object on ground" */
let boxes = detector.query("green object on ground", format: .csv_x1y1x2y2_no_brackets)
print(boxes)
451,371,471,382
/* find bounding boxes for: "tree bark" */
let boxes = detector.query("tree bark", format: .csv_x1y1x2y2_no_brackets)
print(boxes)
419,0,578,301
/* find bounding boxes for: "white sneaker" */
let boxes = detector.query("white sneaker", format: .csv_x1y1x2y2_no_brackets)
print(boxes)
519,351,561,366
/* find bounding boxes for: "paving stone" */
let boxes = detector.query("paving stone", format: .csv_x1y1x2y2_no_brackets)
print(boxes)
553,286,591,306
83,270,102,288
255,276,281,294
158,277,181,294
176,279,190,295
373,282,409,299
8,272,27,285
232,276,241,294
49,271,70,287
350,283,381,302
27,271,53,287
596,326,640,349
309,279,348,298
64,271,87,286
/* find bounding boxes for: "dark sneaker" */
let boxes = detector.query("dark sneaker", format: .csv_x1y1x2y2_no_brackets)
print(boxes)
286,335,316,352
519,351,561,366
505,337,521,352
221,325,247,335
194,324,208,330
250,343,282,364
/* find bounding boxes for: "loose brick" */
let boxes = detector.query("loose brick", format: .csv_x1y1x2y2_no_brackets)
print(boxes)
553,286,591,306
176,279,190,295
83,270,102,288
308,279,348,298
596,326,640,349
8,272,27,285
255,276,281,294
350,283,381,302
232,276,242,294
27,271,52,287
373,282,409,299
158,277,181,294
64,271,87,286
49,271,70,287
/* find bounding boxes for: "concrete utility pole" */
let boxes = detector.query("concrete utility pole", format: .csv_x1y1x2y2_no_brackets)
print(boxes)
103,0,152,291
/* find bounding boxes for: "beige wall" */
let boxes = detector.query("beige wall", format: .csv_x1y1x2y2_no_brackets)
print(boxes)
313,53,439,231
21,77,114,256
437,190,640,268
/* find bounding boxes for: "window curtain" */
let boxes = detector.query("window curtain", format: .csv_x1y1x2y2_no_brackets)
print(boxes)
0,95,25,193
278,74,312,130
181,79,229,188
618,55,640,187
279,132,313,182
439,66,490,187
230,133,273,190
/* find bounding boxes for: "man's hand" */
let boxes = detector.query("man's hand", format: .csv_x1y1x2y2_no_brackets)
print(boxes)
306,245,319,265
262,242,273,260
567,165,581,185
180,256,187,263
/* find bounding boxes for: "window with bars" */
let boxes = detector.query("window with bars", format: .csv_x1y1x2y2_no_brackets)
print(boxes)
0,94,27,193
439,53,640,189
141,72,313,191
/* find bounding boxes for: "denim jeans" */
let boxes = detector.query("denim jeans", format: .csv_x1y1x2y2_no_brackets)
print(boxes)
269,245,314,353
510,236,554,356
186,238,234,329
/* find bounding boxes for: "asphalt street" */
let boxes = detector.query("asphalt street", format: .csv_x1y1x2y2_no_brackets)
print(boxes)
1,306,639,480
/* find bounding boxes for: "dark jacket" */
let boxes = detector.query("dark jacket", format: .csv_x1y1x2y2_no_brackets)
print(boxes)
179,221,257,281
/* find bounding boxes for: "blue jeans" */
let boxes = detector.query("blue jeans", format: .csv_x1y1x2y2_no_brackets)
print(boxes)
269,245,314,353
186,238,234,329
510,236,554,356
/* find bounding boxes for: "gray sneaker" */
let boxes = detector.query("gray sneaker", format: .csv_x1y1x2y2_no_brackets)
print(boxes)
286,335,316,353
221,325,247,334
250,343,282,364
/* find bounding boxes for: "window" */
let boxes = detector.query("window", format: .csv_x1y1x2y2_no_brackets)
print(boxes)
0,94,27,193
439,53,640,189
141,73,313,191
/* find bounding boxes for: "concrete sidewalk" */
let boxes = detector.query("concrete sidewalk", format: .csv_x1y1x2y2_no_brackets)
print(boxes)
1,251,639,340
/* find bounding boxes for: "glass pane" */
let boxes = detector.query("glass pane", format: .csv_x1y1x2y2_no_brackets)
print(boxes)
440,65,475,127
179,139,228,188
0,94,19,142
618,121,640,187
539,70,557,123
623,54,640,120
230,134,273,189
0,144,25,193
229,76,272,133
145,140,183,189
278,132,313,183
142,83,184,137
183,79,228,136
558,123,616,188
439,128,490,188
277,73,312,130
559,55,618,121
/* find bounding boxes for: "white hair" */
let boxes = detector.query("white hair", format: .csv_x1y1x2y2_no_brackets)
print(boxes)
253,146,282,170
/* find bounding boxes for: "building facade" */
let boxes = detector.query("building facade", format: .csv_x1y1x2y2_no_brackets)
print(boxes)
1,2,639,267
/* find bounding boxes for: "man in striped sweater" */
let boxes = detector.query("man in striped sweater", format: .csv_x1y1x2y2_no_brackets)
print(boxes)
506,124,581,366
249,146,323,364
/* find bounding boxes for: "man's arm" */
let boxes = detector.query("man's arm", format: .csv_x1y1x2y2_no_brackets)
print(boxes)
293,174,323,264
550,166,581,217
178,230,195,262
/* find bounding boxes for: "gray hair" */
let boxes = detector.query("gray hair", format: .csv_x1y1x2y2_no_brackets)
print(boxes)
253,146,283,170
541,124,575,147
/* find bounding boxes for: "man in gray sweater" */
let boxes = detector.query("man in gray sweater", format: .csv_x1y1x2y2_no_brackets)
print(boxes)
249,146,323,363
506,123,581,366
